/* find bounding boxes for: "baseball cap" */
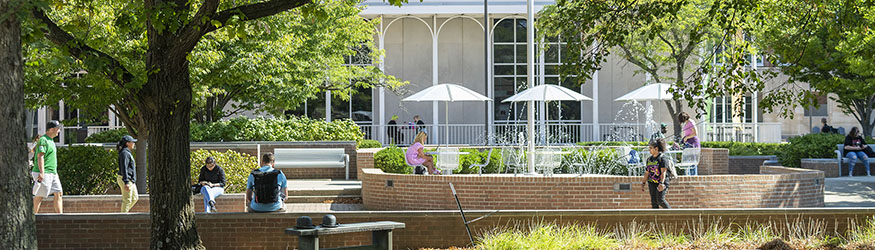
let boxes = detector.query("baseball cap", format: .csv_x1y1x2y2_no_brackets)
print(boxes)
122,135,138,143
47,120,61,129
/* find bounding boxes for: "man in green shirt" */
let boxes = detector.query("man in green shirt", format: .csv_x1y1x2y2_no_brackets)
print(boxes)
32,120,63,214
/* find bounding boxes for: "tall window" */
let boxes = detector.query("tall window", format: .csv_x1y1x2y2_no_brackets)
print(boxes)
711,95,754,123
493,18,579,122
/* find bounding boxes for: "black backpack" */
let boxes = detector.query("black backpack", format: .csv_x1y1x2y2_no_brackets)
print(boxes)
252,169,282,204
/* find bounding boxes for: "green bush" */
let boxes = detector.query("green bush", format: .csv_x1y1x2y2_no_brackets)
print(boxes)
374,146,411,174
190,149,258,193
57,146,118,195
190,116,364,144
359,139,382,149
779,133,846,168
560,148,629,175
577,141,650,147
456,148,503,174
701,141,786,156
84,128,129,143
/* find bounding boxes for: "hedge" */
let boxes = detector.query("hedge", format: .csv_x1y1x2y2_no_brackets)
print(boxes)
57,146,118,195
560,148,629,175
779,133,846,168
700,141,785,156
86,117,365,145
190,149,257,193
375,147,504,174
359,139,382,149
374,146,410,174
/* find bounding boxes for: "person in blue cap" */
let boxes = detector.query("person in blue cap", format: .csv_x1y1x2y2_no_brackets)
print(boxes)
117,135,139,212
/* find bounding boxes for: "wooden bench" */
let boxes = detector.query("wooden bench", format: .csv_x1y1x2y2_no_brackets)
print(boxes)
274,148,350,180
286,221,406,250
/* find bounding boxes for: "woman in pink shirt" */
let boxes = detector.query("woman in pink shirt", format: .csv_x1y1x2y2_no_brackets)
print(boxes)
678,112,700,148
406,132,435,174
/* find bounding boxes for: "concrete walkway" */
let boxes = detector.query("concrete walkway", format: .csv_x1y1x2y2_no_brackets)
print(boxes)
825,176,875,207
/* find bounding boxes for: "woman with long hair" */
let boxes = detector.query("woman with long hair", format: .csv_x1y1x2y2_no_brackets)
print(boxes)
406,132,435,174
844,127,870,176
641,138,674,209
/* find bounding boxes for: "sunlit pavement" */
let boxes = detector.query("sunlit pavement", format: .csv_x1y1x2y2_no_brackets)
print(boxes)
825,175,875,207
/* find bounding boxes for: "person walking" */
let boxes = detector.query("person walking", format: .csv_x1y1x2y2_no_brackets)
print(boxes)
116,135,139,212
678,112,701,175
32,120,63,214
641,138,673,209
844,127,871,176
197,156,226,213
413,115,427,136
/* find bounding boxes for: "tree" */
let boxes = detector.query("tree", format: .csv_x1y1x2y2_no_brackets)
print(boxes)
24,0,408,248
756,0,875,137
0,0,37,247
189,0,403,123
538,0,769,128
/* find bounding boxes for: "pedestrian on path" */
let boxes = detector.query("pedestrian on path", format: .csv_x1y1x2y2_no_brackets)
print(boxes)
641,138,672,209
32,120,64,214
116,135,139,212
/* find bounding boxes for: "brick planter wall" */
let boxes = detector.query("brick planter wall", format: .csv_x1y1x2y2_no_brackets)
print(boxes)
356,148,381,177
361,166,824,210
800,158,870,177
189,141,358,179
35,194,247,214
729,155,776,174
35,208,874,249
698,148,729,175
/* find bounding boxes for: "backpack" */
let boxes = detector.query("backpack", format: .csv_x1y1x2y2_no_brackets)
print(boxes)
252,169,282,204
662,154,678,180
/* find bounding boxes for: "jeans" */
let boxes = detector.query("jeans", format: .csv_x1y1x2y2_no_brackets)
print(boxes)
201,186,224,213
648,182,670,209
846,151,871,176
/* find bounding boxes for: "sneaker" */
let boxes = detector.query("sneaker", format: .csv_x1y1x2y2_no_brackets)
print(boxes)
209,201,218,213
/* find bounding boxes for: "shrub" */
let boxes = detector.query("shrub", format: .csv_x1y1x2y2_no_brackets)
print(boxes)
359,139,382,149
779,133,846,168
374,146,410,174
560,148,628,175
190,149,258,193
701,141,786,156
57,146,118,195
456,148,503,174
84,128,129,143
577,141,650,147
190,116,364,144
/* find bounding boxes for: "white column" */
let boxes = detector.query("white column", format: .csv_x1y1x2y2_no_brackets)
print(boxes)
538,37,546,144
325,90,331,122
58,100,65,145
486,12,494,145
751,52,759,142
38,107,47,135
591,68,599,142
432,15,440,144
378,16,386,144
526,0,535,174
108,105,117,128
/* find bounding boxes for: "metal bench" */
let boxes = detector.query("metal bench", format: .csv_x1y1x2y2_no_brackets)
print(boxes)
286,221,406,250
835,143,860,176
274,148,350,180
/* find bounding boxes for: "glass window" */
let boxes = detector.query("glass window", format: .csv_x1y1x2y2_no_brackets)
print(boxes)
494,45,515,63
804,95,828,117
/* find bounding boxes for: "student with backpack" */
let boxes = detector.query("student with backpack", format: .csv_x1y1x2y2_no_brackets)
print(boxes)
246,153,288,212
641,138,675,209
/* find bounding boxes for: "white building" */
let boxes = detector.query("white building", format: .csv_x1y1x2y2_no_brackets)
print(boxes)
28,0,864,145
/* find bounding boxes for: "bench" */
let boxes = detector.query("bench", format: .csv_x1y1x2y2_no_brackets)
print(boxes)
286,221,406,250
274,148,350,180
835,144,868,176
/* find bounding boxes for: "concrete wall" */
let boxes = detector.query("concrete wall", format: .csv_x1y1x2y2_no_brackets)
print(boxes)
35,208,873,249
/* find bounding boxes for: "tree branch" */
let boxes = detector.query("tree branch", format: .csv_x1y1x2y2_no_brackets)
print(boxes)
178,0,311,52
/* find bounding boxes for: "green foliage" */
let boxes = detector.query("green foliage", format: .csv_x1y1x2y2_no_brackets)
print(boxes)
374,146,410,174
190,116,363,144
779,133,846,168
358,139,382,149
57,146,117,195
560,148,629,175
189,149,257,193
701,141,785,156
476,223,619,250
456,148,503,174
84,128,129,143
577,141,650,147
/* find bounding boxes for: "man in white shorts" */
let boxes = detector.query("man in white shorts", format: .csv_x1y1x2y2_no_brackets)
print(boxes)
32,120,63,214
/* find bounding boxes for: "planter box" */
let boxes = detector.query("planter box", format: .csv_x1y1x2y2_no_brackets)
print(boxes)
728,155,777,174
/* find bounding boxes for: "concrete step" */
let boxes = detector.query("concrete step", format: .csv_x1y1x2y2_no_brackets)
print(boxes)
286,188,361,196
286,194,362,204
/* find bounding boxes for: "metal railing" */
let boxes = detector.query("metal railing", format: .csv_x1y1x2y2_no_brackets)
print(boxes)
359,122,783,145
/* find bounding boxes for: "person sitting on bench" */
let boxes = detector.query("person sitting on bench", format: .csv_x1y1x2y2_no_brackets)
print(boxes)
246,153,288,212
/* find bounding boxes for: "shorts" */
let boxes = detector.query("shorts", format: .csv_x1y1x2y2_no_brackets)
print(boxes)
32,172,63,198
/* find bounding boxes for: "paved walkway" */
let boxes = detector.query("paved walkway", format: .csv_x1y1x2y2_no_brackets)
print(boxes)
824,176,875,207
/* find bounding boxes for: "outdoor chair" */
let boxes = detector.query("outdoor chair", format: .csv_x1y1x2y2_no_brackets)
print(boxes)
675,147,701,175
501,147,525,175
473,148,495,176
534,148,561,176
436,147,460,175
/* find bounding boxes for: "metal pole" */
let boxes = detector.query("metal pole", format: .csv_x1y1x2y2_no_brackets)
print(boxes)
379,16,386,145
449,183,476,247
325,90,331,122
433,15,440,145
485,0,493,145
526,0,535,174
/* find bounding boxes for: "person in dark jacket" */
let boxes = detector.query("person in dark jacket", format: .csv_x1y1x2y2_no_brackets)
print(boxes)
197,156,226,213
844,127,870,176
116,135,139,212
821,118,837,133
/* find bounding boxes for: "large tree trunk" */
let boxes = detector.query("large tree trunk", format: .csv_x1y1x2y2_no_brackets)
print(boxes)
0,1,38,247
136,138,149,194
143,45,202,249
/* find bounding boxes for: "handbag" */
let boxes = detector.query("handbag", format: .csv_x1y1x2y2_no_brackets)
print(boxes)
191,184,202,195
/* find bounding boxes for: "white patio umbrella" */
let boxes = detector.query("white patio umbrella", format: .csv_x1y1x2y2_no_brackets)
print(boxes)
614,83,674,102
501,84,592,174
402,83,491,145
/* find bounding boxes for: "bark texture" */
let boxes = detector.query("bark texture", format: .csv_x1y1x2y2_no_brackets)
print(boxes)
0,0,38,247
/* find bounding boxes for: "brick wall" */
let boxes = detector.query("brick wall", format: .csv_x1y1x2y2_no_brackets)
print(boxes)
36,194,248,214
361,166,824,210
729,155,776,174
698,148,729,175
189,141,358,179
356,148,381,177
35,208,875,249
801,158,870,177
